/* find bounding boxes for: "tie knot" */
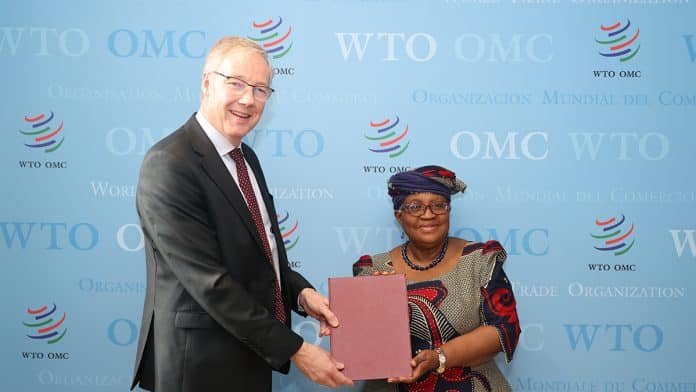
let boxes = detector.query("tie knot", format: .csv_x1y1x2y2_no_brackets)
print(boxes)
230,147,244,163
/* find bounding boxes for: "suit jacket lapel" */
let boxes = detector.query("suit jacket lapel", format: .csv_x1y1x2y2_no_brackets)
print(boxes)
184,116,267,255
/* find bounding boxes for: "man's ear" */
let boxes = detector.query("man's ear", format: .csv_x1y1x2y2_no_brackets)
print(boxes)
201,73,210,97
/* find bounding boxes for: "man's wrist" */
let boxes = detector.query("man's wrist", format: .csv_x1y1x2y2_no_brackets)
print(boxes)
291,341,307,361
297,288,313,312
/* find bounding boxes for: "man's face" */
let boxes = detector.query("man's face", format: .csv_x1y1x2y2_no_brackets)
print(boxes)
200,48,272,145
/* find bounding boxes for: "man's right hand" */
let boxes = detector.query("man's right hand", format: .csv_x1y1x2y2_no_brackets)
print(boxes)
291,342,353,388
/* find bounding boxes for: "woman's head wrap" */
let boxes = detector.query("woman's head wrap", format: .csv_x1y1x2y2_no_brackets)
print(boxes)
387,165,467,210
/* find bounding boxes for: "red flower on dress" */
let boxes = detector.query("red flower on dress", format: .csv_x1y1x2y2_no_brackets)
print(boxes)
482,286,521,340
489,288,518,324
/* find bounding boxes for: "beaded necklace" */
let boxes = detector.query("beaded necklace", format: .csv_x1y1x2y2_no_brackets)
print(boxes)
401,237,449,271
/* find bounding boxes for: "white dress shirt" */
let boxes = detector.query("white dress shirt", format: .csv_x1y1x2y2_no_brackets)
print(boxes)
195,112,281,285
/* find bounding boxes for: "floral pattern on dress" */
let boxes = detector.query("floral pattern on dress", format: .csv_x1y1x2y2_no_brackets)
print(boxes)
402,280,492,392
480,256,520,363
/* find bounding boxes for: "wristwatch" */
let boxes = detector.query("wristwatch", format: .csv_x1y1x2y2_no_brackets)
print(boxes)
435,347,446,374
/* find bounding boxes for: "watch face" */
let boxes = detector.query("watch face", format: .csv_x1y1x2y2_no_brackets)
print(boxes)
437,350,446,373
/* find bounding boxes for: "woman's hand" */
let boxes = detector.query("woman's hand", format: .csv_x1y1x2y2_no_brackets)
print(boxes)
386,349,438,384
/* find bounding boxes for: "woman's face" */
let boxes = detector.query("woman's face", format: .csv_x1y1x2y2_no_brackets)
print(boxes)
395,192,450,248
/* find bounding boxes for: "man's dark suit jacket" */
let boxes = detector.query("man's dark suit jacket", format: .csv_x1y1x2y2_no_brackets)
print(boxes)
131,115,313,392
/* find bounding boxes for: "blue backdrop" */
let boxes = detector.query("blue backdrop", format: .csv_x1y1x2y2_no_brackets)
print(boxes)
2,1,695,391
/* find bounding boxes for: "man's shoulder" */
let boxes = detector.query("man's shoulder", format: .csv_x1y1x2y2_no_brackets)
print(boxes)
147,115,198,155
150,127,187,153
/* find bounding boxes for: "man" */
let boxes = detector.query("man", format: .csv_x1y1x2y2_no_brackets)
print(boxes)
131,36,352,391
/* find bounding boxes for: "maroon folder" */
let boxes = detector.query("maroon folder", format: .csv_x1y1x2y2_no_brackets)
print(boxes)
329,274,412,380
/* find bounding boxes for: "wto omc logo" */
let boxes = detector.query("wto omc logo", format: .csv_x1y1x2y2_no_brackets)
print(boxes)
278,211,299,251
365,116,410,158
249,17,293,60
591,214,636,256
23,303,67,344
596,19,641,63
19,111,65,153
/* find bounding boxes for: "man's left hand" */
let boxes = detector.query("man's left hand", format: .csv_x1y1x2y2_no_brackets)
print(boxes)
299,288,338,336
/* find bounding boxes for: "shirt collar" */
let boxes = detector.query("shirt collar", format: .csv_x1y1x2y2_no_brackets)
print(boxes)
195,112,238,157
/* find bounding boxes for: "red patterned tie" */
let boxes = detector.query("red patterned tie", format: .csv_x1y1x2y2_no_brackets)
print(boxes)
230,148,286,323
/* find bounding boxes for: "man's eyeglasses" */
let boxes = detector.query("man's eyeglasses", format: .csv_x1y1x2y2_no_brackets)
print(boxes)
399,201,451,217
211,71,274,101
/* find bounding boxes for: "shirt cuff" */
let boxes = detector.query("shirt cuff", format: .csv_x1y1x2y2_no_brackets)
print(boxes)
297,294,305,313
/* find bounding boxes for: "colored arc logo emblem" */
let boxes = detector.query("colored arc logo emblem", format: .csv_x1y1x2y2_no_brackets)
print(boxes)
248,17,293,59
23,303,68,344
20,111,65,153
591,214,636,256
596,19,640,62
278,211,299,251
365,116,410,158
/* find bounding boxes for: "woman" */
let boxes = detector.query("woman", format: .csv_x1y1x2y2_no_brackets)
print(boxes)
353,165,520,392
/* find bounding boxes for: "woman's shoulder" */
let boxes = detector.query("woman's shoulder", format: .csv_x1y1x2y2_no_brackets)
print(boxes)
460,239,506,257
453,239,508,268
352,251,392,277
452,239,509,284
